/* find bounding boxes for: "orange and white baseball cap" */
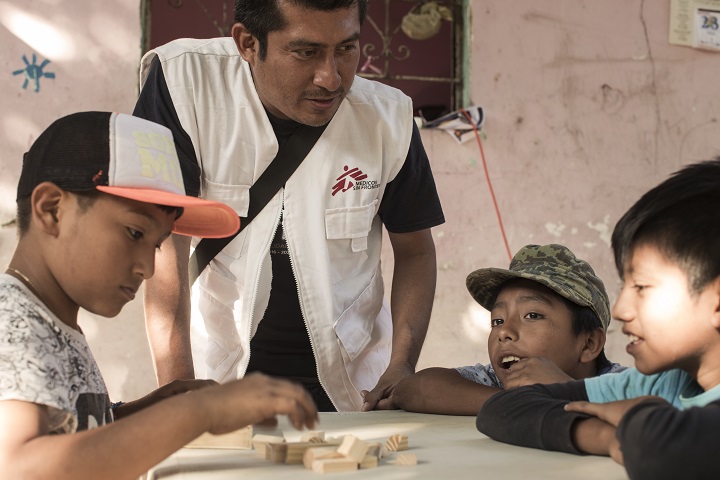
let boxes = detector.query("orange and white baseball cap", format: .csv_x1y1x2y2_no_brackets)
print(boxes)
17,111,239,238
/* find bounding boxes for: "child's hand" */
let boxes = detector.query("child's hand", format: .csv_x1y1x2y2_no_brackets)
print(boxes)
565,397,656,465
200,373,318,434
502,357,574,388
564,396,656,427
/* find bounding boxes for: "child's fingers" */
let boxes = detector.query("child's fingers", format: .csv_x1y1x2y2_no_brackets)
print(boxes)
564,401,597,414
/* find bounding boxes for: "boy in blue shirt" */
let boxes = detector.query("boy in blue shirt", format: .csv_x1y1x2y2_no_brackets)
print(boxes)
0,112,317,479
477,159,720,480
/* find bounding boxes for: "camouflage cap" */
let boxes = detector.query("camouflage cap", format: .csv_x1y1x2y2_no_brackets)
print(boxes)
465,244,611,330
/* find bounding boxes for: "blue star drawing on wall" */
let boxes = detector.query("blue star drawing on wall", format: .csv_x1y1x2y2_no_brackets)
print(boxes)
12,53,55,92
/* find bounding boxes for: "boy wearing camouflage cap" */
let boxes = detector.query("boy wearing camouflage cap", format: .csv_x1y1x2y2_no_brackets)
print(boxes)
393,244,624,415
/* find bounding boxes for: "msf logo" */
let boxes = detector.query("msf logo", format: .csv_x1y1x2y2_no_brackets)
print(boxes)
332,166,367,196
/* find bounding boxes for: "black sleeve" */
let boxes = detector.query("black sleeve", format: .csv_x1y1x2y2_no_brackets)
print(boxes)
132,57,202,197
378,122,445,233
476,380,590,454
617,398,720,480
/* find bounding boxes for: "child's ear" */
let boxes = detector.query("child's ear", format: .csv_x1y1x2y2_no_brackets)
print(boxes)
579,329,606,364
30,182,64,236
708,276,720,330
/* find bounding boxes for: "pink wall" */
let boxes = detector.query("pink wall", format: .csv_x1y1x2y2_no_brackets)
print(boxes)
410,0,720,371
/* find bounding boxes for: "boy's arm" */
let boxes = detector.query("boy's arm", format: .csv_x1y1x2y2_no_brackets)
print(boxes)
393,367,502,415
0,373,317,480
144,234,195,384
617,398,720,480
476,380,592,454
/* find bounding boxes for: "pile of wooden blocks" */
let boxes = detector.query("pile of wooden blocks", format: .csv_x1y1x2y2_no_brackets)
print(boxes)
252,431,417,474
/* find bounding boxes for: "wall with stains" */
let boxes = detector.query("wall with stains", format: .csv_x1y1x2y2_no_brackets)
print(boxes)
0,0,156,401
414,0,720,374
1,0,719,403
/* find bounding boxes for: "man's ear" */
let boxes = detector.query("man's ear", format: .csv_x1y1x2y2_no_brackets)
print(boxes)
232,22,259,63
579,329,606,364
30,182,64,236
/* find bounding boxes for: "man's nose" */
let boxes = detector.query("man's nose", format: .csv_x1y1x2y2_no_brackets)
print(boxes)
314,54,341,92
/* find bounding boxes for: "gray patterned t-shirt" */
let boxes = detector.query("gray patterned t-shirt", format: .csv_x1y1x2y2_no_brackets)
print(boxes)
0,274,111,433
455,360,626,388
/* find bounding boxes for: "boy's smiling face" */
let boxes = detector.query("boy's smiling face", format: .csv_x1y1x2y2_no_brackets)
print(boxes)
487,279,590,387
47,192,177,322
613,244,720,385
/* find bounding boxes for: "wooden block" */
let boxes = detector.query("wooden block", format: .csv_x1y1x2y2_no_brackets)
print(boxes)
312,458,359,474
266,442,288,463
323,436,344,445
337,435,369,463
185,425,253,449
359,454,378,469
251,434,285,457
394,453,417,466
303,446,342,469
285,441,330,464
300,430,325,442
385,434,408,452
365,442,382,458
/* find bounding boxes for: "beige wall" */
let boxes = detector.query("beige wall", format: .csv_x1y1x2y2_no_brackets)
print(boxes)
1,0,719,403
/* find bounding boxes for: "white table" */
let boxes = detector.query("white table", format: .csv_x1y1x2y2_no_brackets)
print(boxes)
146,411,628,479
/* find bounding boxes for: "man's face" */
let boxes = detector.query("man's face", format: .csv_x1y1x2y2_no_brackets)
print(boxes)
236,1,361,126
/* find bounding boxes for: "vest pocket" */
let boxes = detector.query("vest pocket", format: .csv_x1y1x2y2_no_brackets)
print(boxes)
333,267,384,362
200,179,250,259
324,200,377,283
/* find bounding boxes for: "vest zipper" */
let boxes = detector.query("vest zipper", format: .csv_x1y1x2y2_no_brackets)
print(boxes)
283,195,338,411
240,199,283,378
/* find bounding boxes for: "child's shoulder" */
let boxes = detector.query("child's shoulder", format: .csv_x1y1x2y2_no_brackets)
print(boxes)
586,368,694,407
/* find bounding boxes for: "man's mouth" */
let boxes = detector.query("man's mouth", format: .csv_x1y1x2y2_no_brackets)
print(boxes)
627,333,641,344
500,355,521,369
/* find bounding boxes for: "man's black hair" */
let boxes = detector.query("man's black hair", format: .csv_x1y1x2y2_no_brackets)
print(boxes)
234,0,367,60
611,158,720,294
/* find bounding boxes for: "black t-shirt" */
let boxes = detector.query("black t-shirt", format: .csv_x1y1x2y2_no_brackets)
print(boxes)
133,57,445,381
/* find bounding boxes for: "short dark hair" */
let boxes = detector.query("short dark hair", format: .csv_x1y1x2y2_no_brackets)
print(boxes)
16,190,182,237
234,0,368,60
611,158,720,295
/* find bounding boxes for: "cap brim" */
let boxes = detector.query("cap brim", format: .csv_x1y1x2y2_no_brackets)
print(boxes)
97,186,240,238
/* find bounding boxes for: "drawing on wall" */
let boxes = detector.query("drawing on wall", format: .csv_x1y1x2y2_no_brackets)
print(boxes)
12,53,55,92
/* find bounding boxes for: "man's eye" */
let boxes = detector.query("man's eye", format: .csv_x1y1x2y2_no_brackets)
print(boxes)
338,44,357,53
633,284,647,292
295,49,316,58
490,318,504,327
127,228,143,240
524,312,543,319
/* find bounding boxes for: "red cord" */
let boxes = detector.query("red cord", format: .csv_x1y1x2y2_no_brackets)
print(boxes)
460,109,512,261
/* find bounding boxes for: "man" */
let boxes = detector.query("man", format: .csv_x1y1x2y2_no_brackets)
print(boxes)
133,0,444,412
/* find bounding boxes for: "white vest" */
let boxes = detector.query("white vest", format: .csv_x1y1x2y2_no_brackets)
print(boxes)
140,38,414,411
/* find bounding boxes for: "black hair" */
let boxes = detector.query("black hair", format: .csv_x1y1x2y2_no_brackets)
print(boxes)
611,157,720,295
16,189,182,237
234,0,368,60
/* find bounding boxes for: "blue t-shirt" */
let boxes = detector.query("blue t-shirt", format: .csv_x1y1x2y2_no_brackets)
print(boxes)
585,367,720,409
